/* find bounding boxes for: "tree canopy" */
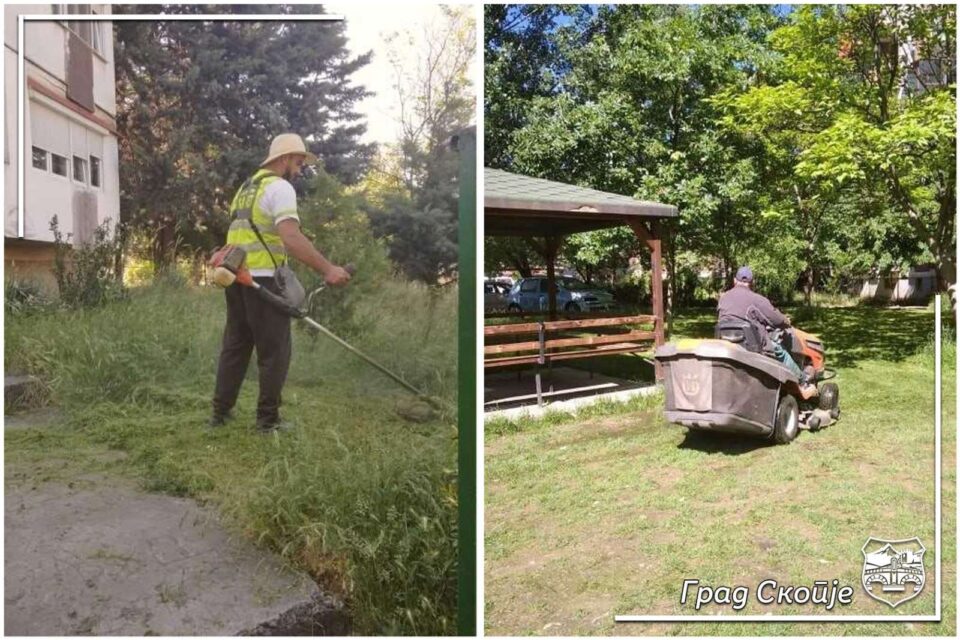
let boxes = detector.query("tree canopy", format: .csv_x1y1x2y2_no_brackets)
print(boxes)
114,5,475,286
115,4,375,266
485,3,956,303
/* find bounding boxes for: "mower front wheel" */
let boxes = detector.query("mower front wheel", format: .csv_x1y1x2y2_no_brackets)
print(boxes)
773,394,800,444
819,382,840,419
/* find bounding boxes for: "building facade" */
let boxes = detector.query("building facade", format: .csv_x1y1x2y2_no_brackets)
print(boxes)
4,4,119,290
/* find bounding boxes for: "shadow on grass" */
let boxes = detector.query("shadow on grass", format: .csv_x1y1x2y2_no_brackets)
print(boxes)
485,305,937,397
676,429,776,455
671,305,936,369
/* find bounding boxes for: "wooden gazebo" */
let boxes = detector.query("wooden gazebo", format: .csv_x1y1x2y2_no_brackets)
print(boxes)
484,168,678,390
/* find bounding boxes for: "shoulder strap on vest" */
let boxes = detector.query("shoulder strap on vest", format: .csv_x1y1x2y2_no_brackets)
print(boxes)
232,171,282,269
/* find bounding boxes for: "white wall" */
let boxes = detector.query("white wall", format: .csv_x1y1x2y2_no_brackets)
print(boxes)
17,5,116,116
5,4,118,243
4,46,18,237
26,100,119,243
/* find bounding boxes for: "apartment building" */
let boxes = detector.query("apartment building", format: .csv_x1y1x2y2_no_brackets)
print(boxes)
4,4,120,289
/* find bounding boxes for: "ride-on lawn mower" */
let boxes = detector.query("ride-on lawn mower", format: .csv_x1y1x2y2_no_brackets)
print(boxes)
654,318,840,444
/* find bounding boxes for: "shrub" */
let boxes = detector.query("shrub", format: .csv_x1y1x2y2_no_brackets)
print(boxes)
4,278,53,316
50,216,126,309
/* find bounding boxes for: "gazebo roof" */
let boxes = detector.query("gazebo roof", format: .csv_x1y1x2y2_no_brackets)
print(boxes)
485,168,678,237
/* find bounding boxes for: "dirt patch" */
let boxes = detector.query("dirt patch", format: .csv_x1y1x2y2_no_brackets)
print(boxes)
3,406,63,430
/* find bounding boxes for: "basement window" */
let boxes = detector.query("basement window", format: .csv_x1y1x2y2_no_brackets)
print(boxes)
32,146,48,170
73,156,88,184
90,155,101,187
51,153,67,177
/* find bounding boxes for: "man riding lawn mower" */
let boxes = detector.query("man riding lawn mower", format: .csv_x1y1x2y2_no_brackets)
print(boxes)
655,267,840,444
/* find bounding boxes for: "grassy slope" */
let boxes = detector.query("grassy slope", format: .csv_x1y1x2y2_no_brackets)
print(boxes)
485,306,956,636
5,282,457,635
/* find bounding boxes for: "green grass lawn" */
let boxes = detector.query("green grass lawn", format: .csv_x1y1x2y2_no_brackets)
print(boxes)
485,305,956,636
5,281,458,635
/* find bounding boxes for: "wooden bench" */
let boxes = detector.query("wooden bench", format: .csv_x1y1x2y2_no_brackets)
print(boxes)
484,315,658,405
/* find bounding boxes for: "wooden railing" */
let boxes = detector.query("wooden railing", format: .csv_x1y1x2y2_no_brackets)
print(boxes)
484,315,658,369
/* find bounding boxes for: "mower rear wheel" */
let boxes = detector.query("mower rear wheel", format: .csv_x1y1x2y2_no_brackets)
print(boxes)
773,394,800,444
819,382,840,419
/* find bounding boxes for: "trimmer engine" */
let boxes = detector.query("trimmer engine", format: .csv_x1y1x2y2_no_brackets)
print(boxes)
209,245,248,287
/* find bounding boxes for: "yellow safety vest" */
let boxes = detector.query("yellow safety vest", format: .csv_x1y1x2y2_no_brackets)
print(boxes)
226,169,290,272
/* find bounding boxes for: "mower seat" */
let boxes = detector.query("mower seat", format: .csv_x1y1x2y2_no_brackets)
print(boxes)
715,318,764,354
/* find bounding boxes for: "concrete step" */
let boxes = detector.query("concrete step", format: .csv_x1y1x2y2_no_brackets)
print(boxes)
4,374,43,413
5,480,350,635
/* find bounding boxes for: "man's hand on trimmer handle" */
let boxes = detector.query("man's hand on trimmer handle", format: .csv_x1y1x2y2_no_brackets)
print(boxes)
323,263,355,287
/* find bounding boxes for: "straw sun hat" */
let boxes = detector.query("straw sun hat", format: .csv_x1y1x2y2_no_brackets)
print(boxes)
260,133,318,167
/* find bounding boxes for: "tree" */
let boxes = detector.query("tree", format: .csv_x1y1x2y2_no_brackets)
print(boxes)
114,4,374,271
365,6,476,283
724,4,956,293
485,4,957,303
798,4,957,289
485,4,782,309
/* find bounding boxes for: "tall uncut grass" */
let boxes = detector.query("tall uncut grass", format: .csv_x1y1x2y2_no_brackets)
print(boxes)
5,277,458,635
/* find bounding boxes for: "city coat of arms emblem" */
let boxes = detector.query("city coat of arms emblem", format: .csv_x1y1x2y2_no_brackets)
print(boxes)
861,537,925,607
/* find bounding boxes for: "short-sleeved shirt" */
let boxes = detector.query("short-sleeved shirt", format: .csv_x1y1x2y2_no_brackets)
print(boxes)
259,180,300,227
248,178,300,277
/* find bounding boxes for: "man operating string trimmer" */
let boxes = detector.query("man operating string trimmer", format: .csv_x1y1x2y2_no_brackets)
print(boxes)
209,133,351,433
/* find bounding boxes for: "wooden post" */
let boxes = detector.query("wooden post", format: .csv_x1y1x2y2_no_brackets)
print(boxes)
630,221,665,381
545,235,560,321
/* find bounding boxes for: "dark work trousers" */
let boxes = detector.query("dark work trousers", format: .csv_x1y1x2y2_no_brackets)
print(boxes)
212,276,292,425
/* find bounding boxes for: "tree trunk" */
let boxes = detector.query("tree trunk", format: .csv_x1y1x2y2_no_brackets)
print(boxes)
152,214,177,274
511,254,532,278
113,221,126,282
803,265,814,306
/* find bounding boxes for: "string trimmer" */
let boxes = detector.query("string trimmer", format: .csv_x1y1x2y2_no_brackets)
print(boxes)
209,245,448,416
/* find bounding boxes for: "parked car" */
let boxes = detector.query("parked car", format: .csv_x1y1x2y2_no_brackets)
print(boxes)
484,280,512,313
506,276,615,313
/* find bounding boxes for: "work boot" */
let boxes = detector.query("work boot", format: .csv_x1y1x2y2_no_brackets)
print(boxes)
799,383,819,400
208,410,233,428
255,419,295,434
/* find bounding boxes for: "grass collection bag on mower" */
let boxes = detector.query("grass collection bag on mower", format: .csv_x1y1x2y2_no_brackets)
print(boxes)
654,326,839,445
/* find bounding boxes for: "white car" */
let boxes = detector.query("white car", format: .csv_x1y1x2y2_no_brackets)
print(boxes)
484,281,511,313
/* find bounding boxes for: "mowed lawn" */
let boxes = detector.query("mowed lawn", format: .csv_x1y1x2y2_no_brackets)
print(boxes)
485,305,956,636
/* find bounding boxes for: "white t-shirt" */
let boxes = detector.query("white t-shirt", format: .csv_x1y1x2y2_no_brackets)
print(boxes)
250,178,300,276
259,179,300,226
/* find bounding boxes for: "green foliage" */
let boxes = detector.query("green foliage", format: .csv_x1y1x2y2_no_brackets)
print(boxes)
114,3,375,263
486,4,783,294
235,428,457,635
4,278,54,317
485,3,957,302
740,232,806,304
50,216,126,309
362,7,475,284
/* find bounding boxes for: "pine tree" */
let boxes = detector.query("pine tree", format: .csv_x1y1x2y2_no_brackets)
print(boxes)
114,4,374,268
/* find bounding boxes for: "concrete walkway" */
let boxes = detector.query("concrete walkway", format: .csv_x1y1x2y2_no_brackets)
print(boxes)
485,366,656,417
5,479,348,635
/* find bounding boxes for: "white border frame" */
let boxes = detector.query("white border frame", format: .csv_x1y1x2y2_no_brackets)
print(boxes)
615,295,943,623
17,12,343,238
